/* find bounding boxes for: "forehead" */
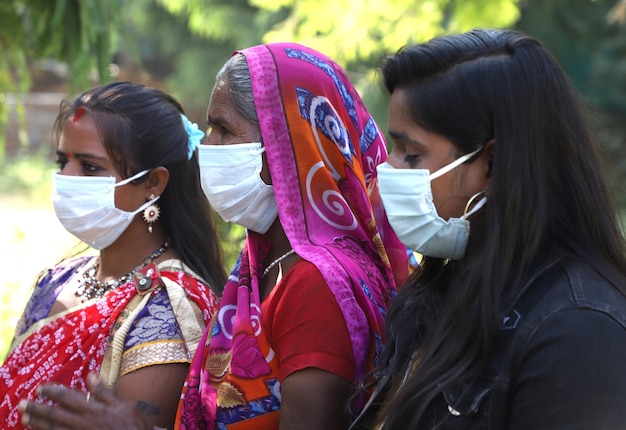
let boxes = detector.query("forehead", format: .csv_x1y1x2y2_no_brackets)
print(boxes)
387,88,427,141
59,114,106,154
206,79,261,145
208,80,234,115
207,81,247,126
387,88,413,124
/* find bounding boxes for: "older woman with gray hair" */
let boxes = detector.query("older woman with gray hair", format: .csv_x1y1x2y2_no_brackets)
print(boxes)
18,43,408,430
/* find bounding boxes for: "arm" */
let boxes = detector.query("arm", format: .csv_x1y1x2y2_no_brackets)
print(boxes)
19,364,188,430
114,363,189,428
280,368,353,430
509,309,626,430
19,272,214,430
267,262,356,430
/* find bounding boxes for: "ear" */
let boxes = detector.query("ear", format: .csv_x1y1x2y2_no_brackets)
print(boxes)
143,166,170,199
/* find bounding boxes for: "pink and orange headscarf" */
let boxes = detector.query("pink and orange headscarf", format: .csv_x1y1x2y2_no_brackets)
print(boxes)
177,43,408,429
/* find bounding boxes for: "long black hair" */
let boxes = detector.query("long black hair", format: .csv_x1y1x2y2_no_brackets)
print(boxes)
374,29,626,428
54,81,226,293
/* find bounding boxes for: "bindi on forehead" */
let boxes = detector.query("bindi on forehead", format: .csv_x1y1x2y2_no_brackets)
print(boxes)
72,107,86,122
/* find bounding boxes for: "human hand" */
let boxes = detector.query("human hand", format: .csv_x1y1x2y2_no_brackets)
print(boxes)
18,372,149,430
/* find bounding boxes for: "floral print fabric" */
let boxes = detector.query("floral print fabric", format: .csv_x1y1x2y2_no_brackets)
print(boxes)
176,43,408,430
0,257,219,430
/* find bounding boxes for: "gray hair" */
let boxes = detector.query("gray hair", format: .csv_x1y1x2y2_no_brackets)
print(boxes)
216,53,259,126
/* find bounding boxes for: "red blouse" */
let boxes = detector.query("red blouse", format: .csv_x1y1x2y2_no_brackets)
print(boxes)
261,259,354,382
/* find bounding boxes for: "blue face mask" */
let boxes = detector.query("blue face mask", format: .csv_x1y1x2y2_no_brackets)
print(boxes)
376,148,486,260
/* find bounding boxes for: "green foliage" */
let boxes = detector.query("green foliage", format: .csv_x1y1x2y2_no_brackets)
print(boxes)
157,0,269,47
156,0,521,150
516,0,626,207
158,0,521,72
0,0,128,164
2,0,123,90
250,0,520,66
216,219,246,272
0,152,56,199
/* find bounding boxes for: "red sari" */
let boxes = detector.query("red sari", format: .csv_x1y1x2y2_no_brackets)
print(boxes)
0,257,219,430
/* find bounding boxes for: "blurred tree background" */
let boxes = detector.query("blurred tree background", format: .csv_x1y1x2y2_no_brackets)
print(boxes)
1,0,626,358
1,0,624,205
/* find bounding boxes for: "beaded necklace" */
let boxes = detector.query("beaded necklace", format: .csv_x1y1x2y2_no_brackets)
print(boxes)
75,241,169,302
261,249,295,279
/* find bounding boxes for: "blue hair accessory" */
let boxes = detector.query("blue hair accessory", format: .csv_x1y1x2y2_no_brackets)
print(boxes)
181,113,205,160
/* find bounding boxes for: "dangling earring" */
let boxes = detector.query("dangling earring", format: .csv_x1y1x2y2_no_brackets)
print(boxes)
143,194,160,233
462,190,488,231
463,190,485,219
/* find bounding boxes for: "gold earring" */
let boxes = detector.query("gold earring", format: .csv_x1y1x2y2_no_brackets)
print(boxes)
462,190,486,233
463,190,486,220
142,194,160,233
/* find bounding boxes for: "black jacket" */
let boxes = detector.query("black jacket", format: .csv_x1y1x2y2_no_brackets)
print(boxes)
355,258,626,429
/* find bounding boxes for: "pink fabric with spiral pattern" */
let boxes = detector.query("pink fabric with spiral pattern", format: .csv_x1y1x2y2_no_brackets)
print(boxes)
176,43,408,430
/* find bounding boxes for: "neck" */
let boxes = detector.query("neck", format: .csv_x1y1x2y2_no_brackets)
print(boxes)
263,217,291,263
98,224,170,280
258,218,298,300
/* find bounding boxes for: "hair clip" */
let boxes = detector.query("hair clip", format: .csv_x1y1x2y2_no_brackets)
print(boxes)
181,113,205,160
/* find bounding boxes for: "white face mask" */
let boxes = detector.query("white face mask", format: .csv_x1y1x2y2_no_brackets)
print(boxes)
377,148,486,260
198,142,278,234
52,170,159,250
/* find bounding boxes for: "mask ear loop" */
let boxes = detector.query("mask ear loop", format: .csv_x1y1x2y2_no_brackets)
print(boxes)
429,146,483,181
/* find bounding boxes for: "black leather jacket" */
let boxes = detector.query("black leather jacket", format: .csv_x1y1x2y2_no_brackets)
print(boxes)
354,258,626,429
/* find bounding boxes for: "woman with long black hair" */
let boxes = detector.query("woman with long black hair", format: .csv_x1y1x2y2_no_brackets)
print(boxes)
354,28,626,429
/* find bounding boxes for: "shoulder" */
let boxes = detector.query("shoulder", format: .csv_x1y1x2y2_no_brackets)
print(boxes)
36,256,93,286
120,259,221,331
527,259,626,322
262,259,355,382
442,260,626,428
156,259,220,307
509,258,626,372
263,258,344,327
284,258,326,280
503,307,626,428
268,259,330,304
30,255,93,299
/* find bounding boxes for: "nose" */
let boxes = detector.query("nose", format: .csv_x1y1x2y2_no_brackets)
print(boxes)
59,159,82,176
386,149,404,169
203,129,219,146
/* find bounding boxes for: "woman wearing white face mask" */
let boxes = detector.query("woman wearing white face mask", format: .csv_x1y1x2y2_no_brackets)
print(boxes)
4,82,226,430
184,43,408,430
351,29,626,430
18,43,409,430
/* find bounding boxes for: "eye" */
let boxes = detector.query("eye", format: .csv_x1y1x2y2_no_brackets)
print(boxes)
55,157,67,170
403,154,421,166
208,123,231,139
82,162,100,174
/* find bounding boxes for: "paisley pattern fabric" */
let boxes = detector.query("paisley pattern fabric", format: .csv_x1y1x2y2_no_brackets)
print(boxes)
125,288,188,348
0,257,219,430
176,43,408,430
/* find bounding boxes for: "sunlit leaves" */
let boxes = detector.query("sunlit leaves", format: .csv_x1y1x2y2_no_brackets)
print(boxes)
156,0,521,68
253,0,520,65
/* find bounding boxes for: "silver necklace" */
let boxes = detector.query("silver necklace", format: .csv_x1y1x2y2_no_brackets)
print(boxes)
75,241,169,302
262,249,295,278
